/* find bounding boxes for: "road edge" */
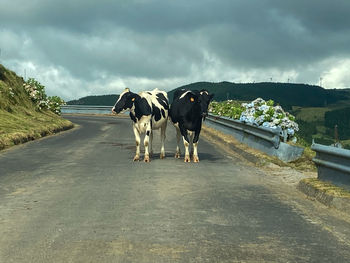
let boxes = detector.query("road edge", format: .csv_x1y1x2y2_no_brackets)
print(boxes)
202,123,350,215
298,178,350,214
0,122,75,152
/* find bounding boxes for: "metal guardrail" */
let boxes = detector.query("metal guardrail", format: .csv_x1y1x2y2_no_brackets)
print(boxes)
205,114,304,162
61,105,113,114
207,114,281,149
312,143,350,191
61,105,112,111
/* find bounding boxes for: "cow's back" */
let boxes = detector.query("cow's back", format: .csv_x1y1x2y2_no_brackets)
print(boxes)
140,89,169,129
169,90,202,129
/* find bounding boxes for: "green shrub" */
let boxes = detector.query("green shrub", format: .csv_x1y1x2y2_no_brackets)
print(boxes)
23,78,65,115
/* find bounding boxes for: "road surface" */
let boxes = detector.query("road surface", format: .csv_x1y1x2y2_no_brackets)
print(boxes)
1,115,350,262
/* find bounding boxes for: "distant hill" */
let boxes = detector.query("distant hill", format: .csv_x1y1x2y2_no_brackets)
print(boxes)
67,94,119,106
168,82,350,109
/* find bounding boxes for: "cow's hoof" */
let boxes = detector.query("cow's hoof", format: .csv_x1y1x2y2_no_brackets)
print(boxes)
149,151,154,158
184,155,191,162
175,152,181,159
160,153,165,159
133,155,140,161
193,155,199,163
144,156,150,162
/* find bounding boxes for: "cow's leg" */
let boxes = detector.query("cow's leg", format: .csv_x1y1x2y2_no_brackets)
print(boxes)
143,123,152,162
189,131,194,157
149,129,153,158
133,125,141,161
175,126,181,158
183,137,191,163
192,129,201,162
179,125,191,162
160,123,166,159
193,142,199,163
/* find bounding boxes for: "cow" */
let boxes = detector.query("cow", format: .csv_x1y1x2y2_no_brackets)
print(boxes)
169,89,214,162
112,88,169,162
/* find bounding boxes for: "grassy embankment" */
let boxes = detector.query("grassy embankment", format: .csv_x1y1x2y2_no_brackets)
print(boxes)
0,64,73,150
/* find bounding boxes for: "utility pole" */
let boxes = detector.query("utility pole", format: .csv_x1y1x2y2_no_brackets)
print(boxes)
334,125,339,144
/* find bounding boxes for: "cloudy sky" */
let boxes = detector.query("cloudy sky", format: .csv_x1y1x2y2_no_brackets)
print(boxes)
1,0,350,100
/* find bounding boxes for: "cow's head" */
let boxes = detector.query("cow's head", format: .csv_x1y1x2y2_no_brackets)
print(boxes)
199,89,214,119
112,88,138,114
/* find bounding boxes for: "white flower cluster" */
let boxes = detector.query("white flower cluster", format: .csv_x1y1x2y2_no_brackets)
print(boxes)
8,87,15,98
47,98,65,115
210,98,299,142
23,79,65,115
23,82,46,108
239,98,299,141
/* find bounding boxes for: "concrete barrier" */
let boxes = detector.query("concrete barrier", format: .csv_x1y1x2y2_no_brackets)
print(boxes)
205,114,304,162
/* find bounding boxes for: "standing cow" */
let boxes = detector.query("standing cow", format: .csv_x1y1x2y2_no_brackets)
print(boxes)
169,89,214,162
112,88,169,162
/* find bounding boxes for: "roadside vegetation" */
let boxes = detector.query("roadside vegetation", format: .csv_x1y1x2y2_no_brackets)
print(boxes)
0,64,73,150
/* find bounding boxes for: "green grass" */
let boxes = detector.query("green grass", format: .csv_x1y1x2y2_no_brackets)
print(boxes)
0,108,73,150
292,103,350,148
0,64,73,150
292,106,330,122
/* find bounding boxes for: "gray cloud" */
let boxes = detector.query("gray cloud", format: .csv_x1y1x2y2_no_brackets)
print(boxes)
1,0,350,100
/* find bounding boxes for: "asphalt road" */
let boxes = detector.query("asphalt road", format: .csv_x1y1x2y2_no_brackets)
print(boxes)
1,115,350,262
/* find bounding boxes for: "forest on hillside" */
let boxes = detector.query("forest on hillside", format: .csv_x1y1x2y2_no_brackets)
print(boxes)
325,107,350,140
68,82,350,108
168,82,349,109
67,94,118,106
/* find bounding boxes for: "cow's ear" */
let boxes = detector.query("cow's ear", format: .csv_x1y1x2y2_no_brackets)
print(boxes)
129,93,138,102
210,94,214,100
189,93,198,102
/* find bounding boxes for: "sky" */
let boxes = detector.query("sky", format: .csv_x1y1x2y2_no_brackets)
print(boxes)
1,0,350,101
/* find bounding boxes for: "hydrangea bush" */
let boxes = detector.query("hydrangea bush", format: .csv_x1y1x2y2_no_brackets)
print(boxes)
209,98,299,142
23,78,65,115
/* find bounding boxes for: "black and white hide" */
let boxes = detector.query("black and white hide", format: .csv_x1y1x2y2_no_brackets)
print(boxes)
112,88,169,162
169,89,214,162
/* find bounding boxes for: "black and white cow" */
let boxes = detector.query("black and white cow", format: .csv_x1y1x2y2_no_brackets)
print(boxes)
112,88,169,162
169,89,214,162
